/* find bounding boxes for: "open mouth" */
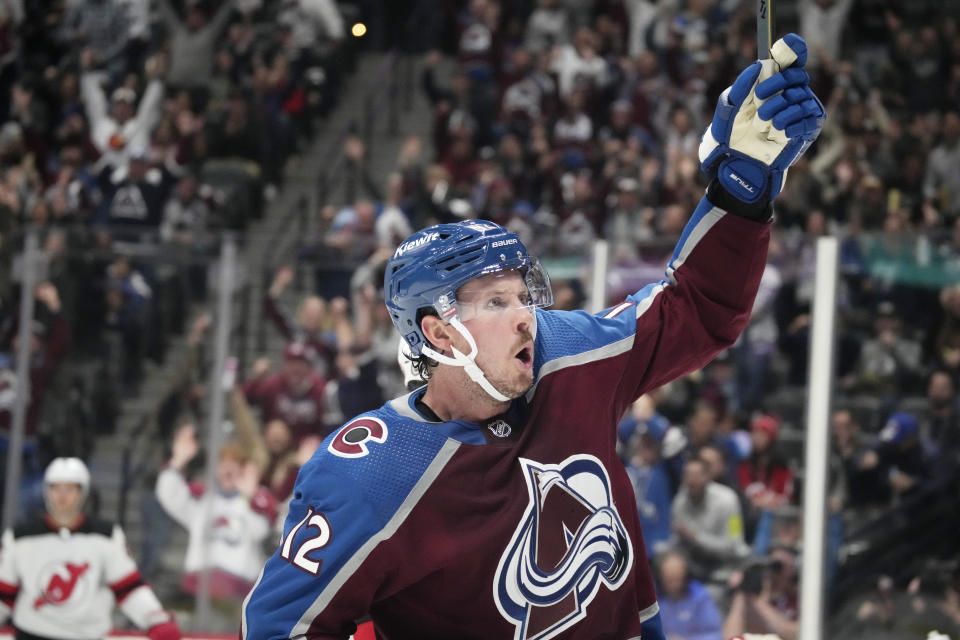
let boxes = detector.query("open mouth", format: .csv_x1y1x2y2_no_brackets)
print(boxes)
514,344,533,365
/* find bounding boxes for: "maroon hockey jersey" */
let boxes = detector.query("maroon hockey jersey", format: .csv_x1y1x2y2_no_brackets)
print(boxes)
242,197,768,639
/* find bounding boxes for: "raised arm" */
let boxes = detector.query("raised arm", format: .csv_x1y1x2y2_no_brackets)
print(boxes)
311,0,344,41
206,0,236,37
229,386,269,472
154,424,202,528
263,266,297,340
534,35,824,413
80,71,111,151
155,0,180,28
132,78,164,138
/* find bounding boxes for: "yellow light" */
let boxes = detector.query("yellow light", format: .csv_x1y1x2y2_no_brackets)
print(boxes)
351,22,367,38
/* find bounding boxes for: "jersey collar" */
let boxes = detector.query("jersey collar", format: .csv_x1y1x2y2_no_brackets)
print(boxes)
388,388,528,446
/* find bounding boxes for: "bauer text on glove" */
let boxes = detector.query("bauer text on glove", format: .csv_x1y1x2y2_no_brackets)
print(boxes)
699,33,825,204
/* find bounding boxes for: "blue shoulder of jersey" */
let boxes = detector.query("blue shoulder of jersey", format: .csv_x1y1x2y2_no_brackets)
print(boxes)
532,296,651,374
307,403,456,522
531,197,726,376
242,404,458,639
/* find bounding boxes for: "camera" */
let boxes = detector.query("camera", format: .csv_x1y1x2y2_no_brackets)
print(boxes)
740,560,768,595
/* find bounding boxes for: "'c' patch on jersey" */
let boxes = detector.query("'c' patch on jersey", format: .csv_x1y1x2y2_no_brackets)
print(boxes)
493,455,633,640
328,417,388,458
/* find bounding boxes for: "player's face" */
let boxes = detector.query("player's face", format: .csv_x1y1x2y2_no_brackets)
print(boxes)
457,272,536,399
45,482,84,519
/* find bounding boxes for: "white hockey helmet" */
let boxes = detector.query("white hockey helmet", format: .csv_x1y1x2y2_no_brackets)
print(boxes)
43,457,91,496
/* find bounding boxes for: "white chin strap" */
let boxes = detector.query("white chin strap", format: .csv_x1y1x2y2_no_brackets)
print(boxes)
421,316,512,403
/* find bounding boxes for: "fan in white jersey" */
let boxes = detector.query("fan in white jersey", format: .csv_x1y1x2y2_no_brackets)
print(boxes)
0,458,181,640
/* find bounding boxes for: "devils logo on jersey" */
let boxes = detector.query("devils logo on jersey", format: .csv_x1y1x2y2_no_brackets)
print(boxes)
494,455,633,640
34,562,90,609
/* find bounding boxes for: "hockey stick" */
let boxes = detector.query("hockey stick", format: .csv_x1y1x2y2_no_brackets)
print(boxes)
757,0,774,59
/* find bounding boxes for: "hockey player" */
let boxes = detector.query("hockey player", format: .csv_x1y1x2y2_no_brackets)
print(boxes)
0,457,181,640
242,34,824,640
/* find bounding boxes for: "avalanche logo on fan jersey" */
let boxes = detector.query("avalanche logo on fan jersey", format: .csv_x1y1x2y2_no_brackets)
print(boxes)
211,513,243,545
494,455,633,640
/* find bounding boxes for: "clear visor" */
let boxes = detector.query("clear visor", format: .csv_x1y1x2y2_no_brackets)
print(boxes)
438,259,553,323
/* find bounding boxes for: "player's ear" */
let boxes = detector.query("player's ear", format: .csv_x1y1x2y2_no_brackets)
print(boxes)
421,315,452,354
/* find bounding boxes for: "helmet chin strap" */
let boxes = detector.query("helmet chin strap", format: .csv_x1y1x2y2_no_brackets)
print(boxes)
421,316,512,403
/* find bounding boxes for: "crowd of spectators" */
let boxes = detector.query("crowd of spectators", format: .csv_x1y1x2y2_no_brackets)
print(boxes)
0,0,349,520
2,0,960,636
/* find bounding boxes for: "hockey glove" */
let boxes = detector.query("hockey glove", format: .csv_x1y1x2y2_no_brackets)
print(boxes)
147,620,182,640
698,33,825,204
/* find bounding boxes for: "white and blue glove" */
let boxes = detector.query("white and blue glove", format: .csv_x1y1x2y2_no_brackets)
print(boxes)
698,33,825,205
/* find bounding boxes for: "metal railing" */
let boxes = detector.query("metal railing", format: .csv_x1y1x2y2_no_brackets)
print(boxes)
831,473,960,610
117,412,155,530
97,233,253,529
253,51,401,356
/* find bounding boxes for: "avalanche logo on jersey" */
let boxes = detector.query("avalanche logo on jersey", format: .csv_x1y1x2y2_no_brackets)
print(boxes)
34,561,90,609
211,513,243,545
494,455,633,640
329,417,388,458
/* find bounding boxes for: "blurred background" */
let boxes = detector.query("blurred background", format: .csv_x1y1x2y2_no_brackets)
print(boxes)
0,0,959,637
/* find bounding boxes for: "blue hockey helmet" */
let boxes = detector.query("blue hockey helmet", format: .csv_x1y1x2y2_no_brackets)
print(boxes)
384,220,553,357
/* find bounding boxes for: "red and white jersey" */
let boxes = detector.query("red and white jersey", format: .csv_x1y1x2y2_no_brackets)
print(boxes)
155,468,276,584
0,517,169,639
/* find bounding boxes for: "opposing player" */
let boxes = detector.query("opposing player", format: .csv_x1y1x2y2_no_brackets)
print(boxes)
0,458,181,640
242,34,823,640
